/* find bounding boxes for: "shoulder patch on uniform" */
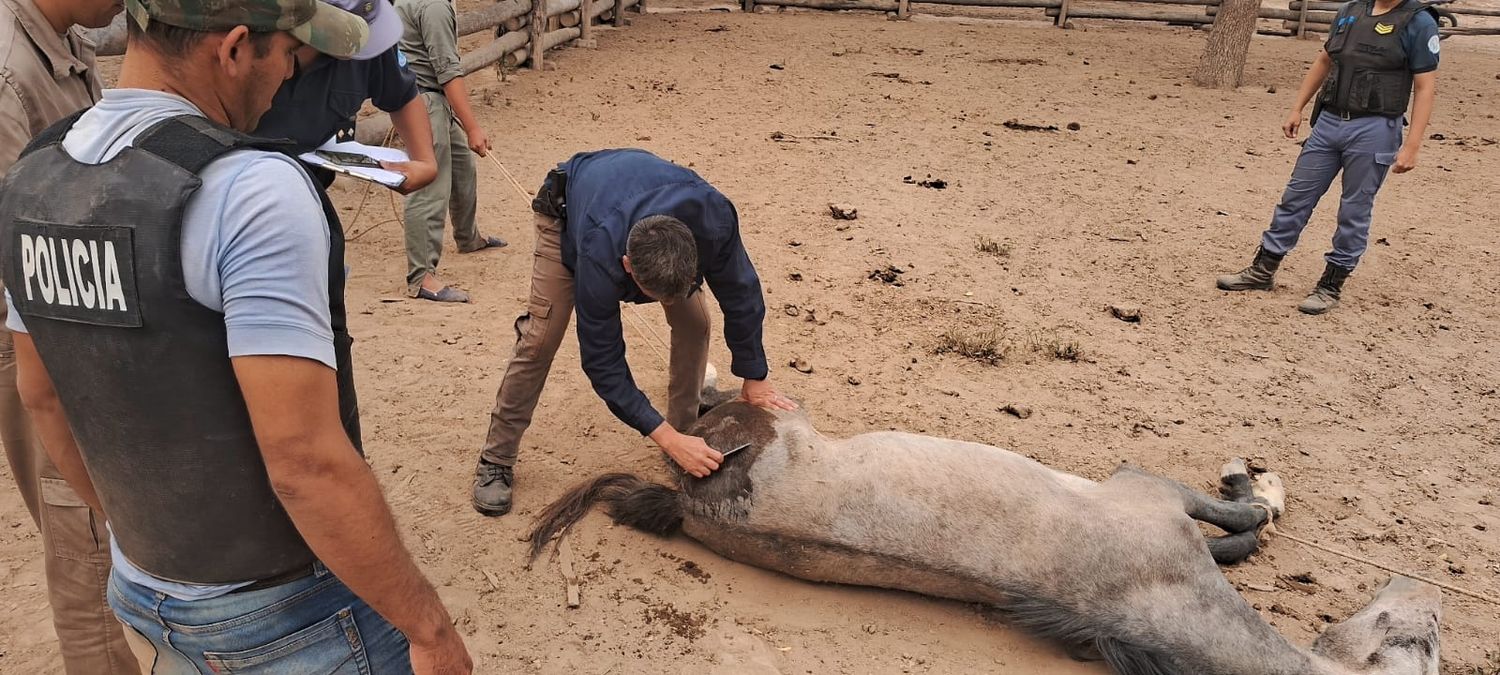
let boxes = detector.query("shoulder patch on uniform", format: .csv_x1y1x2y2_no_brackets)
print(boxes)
1374,21,1395,34
1428,35,1440,54
10,220,142,328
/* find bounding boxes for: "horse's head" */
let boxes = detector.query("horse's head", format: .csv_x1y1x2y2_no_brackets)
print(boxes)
1311,576,1441,675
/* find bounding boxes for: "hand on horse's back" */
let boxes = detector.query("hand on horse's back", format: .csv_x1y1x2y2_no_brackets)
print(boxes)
741,378,798,412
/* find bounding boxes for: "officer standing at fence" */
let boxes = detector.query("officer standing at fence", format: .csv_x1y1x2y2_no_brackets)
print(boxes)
1216,0,1440,314
395,0,507,303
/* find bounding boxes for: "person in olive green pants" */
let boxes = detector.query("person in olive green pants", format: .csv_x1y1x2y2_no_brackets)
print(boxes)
396,0,506,302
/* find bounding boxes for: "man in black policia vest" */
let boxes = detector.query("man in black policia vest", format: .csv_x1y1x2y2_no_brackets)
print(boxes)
0,0,471,672
1215,0,1440,314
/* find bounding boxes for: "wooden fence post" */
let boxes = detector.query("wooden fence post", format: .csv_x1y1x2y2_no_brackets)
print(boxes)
614,0,626,25
530,0,547,69
1295,0,1309,37
579,0,595,46
897,0,909,18
1056,0,1071,26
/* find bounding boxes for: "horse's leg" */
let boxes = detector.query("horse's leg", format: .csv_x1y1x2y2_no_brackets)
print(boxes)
1219,458,1256,503
1206,529,1262,565
1197,460,1288,565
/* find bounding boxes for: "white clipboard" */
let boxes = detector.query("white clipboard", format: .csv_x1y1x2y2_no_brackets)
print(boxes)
298,138,409,189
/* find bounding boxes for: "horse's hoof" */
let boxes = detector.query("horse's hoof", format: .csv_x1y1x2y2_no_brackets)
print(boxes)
1252,472,1286,519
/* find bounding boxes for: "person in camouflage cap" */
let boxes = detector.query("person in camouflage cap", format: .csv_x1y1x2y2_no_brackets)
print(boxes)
124,0,368,59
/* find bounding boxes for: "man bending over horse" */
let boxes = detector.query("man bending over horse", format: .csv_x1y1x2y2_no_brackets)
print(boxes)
472,148,797,516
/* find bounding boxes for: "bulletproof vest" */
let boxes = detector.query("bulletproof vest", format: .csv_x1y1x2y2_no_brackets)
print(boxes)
0,112,360,584
1318,0,1425,117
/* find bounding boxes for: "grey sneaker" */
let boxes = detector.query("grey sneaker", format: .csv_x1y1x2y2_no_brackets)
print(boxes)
472,459,514,517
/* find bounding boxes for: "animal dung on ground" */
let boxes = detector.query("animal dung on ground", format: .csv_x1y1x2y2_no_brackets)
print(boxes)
789,358,814,374
902,175,947,190
1001,403,1033,419
847,375,862,386
1108,304,1142,323
829,203,858,220
769,63,785,70
783,304,800,316
1002,119,1059,132
868,265,906,285
1066,122,1082,131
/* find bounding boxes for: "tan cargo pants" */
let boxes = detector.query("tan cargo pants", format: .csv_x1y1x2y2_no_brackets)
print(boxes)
0,329,137,674
481,214,709,466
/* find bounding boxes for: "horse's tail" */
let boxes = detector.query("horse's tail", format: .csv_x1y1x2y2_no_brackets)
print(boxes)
526,473,684,562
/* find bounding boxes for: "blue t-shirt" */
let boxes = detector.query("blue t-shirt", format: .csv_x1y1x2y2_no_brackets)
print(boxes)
5,89,335,600
1330,1,1441,73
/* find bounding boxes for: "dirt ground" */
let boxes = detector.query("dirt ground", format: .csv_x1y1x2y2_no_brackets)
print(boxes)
3,4,1500,674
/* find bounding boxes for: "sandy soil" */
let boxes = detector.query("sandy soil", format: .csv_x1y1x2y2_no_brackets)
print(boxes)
3,5,1500,674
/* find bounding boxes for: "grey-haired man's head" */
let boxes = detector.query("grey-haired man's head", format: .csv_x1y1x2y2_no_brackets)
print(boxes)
623,216,698,304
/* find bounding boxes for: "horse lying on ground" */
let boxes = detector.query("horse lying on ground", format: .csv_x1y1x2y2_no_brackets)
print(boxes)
528,396,1441,675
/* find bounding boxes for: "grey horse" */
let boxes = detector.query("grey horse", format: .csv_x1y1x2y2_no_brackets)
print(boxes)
528,397,1441,675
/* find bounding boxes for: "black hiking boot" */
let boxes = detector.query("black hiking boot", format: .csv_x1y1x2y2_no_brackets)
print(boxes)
1216,246,1284,291
473,459,514,517
1298,262,1353,315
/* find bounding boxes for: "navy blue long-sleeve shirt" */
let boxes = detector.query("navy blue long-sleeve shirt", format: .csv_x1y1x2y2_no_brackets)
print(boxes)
254,48,419,154
557,149,768,436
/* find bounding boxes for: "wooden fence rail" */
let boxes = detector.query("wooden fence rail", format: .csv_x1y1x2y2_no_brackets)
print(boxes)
80,0,1496,146
756,0,1497,36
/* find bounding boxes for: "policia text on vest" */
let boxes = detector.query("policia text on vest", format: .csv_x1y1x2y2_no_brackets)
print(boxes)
12,222,135,325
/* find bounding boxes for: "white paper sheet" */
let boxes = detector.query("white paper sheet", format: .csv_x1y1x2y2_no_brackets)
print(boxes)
298,138,410,188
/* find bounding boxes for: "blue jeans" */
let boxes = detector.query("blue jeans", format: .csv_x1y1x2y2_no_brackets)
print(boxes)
108,563,412,674
1260,113,1404,270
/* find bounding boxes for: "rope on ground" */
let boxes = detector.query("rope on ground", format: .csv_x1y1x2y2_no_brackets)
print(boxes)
482,152,672,366
620,303,670,366
345,127,402,242
1261,520,1500,606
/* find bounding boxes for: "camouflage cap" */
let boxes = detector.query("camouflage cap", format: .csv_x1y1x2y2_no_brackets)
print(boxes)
124,0,370,59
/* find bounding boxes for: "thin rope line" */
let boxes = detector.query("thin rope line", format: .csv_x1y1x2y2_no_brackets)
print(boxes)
1269,525,1500,606
482,152,671,366
1249,503,1500,607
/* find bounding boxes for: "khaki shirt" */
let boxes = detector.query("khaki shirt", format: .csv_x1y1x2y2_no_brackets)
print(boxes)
395,0,463,92
0,0,101,318
1,0,100,175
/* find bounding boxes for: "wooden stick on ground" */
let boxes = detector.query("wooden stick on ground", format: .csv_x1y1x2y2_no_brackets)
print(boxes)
557,537,582,608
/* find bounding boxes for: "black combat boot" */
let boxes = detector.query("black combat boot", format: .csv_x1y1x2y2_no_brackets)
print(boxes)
473,459,515,516
1216,246,1284,291
1297,262,1353,315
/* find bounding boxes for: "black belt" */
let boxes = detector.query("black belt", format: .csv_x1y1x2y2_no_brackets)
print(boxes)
1324,107,1381,121
231,563,319,594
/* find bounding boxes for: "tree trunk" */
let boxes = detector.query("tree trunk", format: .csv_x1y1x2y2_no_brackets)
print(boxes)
1192,0,1260,89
